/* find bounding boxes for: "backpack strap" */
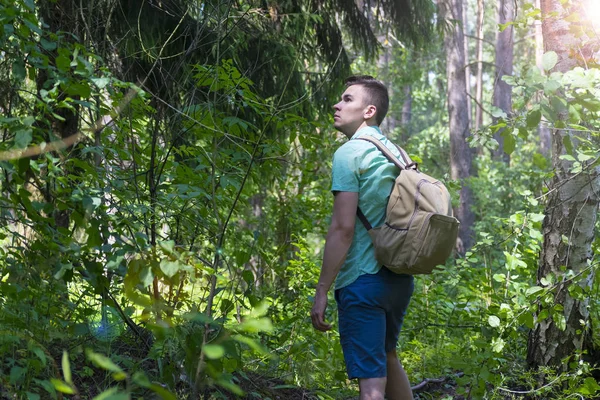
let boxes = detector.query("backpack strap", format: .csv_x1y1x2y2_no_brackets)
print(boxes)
356,136,412,170
393,144,416,169
354,136,414,231
356,207,372,231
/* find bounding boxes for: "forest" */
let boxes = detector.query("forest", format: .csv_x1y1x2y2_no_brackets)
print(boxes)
0,0,599,399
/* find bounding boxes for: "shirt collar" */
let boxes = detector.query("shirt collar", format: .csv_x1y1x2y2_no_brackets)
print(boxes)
350,125,382,140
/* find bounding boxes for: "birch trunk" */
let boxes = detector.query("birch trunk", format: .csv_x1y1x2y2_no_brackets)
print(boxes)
535,0,552,155
441,0,476,252
526,0,600,368
463,1,472,122
492,0,514,162
474,0,484,130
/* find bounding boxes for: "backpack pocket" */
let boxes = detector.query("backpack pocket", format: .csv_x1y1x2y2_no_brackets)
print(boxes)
369,224,409,269
411,213,459,274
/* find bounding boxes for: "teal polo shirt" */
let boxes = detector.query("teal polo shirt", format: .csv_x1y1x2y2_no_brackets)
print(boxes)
331,126,404,290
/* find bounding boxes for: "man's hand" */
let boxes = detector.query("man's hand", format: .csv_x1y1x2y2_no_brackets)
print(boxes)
311,290,332,331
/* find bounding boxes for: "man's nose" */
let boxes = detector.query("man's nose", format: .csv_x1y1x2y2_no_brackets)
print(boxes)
333,102,341,111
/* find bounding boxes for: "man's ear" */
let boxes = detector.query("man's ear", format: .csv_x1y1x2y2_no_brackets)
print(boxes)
364,104,377,121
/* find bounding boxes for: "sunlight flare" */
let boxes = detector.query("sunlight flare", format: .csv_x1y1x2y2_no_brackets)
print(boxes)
585,0,600,24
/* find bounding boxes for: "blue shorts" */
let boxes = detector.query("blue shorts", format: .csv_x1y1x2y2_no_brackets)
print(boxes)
334,267,414,379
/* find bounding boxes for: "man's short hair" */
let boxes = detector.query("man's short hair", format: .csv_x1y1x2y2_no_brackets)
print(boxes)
345,75,389,125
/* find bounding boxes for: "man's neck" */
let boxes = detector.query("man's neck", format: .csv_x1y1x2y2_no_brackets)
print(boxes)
345,121,378,139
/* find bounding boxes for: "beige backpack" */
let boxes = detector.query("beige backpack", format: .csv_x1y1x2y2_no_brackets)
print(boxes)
356,136,459,275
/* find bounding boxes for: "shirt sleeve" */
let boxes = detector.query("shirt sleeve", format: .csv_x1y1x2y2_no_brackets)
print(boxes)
331,142,362,193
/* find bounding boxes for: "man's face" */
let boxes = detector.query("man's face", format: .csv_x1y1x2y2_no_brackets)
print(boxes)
333,84,371,136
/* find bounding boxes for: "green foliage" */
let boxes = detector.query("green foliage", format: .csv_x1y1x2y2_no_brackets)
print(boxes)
1,1,600,400
475,57,600,159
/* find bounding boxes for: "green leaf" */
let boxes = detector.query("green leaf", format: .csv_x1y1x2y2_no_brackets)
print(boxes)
66,82,91,98
40,38,57,51
491,107,507,119
216,379,245,396
26,392,41,400
232,334,268,355
139,266,154,287
533,153,548,169
12,60,26,80
551,96,568,117
92,388,130,400
34,379,57,398
73,323,90,336
160,260,181,278
578,152,594,162
30,346,47,366
488,315,501,328
519,312,535,329
529,213,545,223
411,154,423,164
498,22,513,32
91,77,110,89
502,131,515,155
132,371,151,388
559,154,576,162
517,127,528,140
50,379,75,394
242,270,254,286
159,240,175,254
82,196,101,213
542,51,558,71
563,135,574,155
526,286,544,296
543,79,561,93
14,129,33,149
62,351,72,384
554,313,566,331
526,110,542,129
147,384,177,400
56,55,70,72
10,366,26,384
86,350,126,380
237,317,273,333
578,377,600,395
491,337,505,353
540,275,553,286
203,344,225,359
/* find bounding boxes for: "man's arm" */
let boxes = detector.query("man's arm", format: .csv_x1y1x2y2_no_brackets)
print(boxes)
311,191,358,331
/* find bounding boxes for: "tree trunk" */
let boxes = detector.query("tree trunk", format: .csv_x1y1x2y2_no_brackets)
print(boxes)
474,0,484,130
492,0,514,162
463,1,472,122
380,40,398,133
535,0,552,156
441,0,476,253
38,0,82,229
401,84,412,141
527,0,600,369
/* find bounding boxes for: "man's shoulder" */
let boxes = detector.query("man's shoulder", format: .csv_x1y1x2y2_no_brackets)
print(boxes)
334,138,372,159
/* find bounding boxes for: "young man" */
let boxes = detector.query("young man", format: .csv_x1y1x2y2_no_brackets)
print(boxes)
311,76,414,400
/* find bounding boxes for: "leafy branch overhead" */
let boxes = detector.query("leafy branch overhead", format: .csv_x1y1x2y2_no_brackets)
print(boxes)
0,0,600,399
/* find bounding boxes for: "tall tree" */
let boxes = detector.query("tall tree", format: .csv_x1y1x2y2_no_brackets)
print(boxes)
491,0,514,161
463,1,472,122
535,0,552,155
441,0,476,252
401,84,412,138
474,0,485,130
527,0,600,368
